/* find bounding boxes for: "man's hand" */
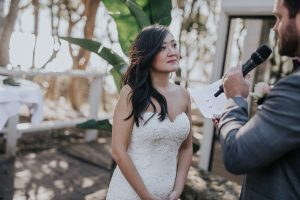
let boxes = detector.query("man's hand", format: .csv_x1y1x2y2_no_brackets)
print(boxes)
223,64,250,98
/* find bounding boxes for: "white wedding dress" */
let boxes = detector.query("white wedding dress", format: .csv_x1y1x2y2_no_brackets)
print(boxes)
106,112,190,200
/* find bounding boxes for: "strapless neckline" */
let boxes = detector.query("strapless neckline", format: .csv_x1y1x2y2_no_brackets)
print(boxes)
143,111,187,123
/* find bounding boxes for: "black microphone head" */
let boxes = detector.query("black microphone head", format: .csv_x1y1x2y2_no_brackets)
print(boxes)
251,44,272,64
256,44,272,59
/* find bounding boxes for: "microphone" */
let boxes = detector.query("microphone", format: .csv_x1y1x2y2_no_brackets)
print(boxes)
214,44,272,97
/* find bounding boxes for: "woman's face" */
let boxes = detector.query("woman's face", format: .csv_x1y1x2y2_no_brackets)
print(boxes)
151,33,179,73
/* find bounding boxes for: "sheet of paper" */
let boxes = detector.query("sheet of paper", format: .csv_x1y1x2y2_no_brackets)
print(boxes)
188,79,228,118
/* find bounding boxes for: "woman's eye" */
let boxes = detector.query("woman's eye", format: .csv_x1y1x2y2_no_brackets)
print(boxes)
173,43,177,48
161,46,166,50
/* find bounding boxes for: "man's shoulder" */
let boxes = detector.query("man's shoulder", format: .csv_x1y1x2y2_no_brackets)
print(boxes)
274,71,300,89
266,72,300,106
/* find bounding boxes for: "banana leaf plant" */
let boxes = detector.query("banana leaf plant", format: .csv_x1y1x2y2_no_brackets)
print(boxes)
61,0,200,154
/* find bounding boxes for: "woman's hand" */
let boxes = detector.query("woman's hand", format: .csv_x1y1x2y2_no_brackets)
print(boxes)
212,114,221,129
168,190,180,200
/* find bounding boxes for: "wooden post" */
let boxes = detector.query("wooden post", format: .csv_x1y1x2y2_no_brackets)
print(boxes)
5,114,19,157
1,115,18,200
85,76,103,142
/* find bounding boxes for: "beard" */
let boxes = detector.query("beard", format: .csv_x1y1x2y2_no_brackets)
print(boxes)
278,20,300,57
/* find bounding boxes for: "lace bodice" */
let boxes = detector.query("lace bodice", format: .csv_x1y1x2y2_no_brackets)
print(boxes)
106,112,190,200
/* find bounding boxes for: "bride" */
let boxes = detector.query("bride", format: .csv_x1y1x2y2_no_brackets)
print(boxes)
106,24,193,200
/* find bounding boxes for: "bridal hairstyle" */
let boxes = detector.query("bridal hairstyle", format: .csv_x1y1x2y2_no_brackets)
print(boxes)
122,24,171,127
283,0,300,18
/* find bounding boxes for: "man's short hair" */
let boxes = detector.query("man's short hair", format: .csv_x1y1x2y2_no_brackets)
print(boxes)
284,0,300,18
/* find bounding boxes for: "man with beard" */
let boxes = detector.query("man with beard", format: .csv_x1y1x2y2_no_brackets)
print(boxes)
216,0,300,199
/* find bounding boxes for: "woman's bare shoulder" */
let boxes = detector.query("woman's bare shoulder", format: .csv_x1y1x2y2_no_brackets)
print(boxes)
173,84,190,99
118,84,133,100
115,84,133,109
120,84,132,95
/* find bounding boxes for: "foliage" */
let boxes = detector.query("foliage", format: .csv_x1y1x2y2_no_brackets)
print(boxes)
102,0,172,54
176,0,221,87
65,0,172,136
76,119,112,132
2,77,20,86
65,0,202,154
61,0,172,92
60,37,126,91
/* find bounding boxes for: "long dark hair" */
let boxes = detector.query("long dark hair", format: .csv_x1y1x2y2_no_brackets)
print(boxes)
122,24,170,127
284,0,300,18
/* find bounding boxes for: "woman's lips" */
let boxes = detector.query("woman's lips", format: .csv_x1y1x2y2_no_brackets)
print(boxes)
167,60,178,64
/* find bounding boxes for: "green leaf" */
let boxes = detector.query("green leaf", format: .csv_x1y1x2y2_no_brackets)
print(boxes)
110,68,123,93
103,0,172,55
125,0,151,28
3,77,20,86
102,0,141,54
193,141,200,154
60,37,127,70
139,0,172,25
60,37,128,88
76,119,112,132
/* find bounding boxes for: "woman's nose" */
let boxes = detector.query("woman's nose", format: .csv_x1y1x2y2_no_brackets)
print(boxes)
167,46,176,56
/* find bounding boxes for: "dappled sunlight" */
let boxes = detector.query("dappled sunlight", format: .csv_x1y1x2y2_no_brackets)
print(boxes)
14,148,110,199
97,137,108,144
81,177,95,188
49,160,58,168
58,160,69,170
41,164,52,175
13,185,55,200
29,186,55,200
84,189,107,200
33,172,43,180
15,160,24,169
54,180,65,190
15,169,32,189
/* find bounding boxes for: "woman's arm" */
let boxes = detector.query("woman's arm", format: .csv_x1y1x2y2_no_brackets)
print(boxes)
169,89,193,200
111,85,158,200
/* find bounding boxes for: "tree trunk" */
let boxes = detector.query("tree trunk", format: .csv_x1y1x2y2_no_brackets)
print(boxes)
69,0,100,110
43,0,60,100
31,0,39,69
0,0,20,67
44,77,58,100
